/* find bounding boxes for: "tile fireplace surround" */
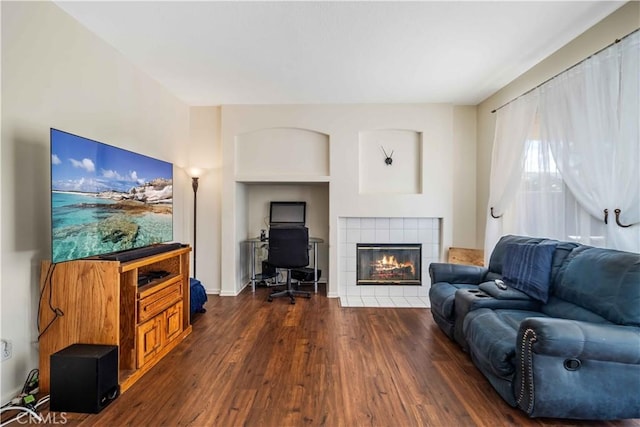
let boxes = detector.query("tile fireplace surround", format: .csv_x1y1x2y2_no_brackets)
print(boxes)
339,217,441,308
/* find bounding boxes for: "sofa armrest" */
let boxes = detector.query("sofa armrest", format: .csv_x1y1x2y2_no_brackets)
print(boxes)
518,317,640,362
515,317,640,419
428,263,488,285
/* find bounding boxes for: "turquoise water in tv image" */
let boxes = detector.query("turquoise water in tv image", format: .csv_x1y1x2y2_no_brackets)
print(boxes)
52,192,173,263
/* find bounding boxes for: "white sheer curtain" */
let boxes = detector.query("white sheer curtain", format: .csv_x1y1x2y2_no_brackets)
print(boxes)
484,93,538,261
486,30,639,256
506,137,606,248
611,32,640,250
539,31,640,252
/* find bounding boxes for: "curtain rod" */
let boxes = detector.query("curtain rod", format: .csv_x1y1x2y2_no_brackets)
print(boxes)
491,28,639,114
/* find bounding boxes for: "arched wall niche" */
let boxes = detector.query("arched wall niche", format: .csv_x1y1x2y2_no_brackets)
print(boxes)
235,127,330,179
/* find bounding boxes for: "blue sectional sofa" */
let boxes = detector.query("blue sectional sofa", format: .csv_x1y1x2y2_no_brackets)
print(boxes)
429,235,640,420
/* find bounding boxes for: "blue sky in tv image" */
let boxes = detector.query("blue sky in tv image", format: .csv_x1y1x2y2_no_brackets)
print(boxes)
50,128,172,193
49,129,174,263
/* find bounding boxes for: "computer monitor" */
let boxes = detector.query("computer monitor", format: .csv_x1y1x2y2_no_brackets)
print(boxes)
269,201,306,227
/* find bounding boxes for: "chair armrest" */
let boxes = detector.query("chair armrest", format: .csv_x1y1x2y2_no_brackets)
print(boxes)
518,317,640,362
428,263,488,285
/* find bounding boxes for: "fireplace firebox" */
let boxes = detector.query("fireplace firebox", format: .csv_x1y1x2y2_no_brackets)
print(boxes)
357,243,421,285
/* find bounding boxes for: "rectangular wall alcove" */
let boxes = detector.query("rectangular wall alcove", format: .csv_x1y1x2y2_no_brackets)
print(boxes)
359,130,422,194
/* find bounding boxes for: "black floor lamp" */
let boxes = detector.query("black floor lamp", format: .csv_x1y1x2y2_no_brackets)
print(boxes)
192,175,199,278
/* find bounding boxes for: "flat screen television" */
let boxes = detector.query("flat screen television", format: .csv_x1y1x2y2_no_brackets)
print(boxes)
50,128,174,263
269,201,306,227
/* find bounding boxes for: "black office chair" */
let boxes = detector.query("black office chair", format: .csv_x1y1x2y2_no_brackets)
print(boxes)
267,226,312,304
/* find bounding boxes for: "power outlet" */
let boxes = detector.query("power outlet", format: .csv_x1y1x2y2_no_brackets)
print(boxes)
1,339,12,361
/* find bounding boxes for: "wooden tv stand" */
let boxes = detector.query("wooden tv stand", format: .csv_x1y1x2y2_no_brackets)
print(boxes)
38,246,192,394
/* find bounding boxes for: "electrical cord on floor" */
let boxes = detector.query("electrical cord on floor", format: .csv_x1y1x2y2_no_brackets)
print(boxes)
0,369,48,426
0,395,49,427
1,369,38,408
0,406,42,426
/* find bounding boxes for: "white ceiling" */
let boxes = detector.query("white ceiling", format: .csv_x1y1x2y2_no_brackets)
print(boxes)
55,1,624,106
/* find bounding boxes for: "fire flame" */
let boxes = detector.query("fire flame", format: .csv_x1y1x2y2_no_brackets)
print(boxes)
374,255,415,275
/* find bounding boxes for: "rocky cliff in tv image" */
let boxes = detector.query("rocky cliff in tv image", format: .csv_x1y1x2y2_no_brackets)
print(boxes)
96,178,173,205
93,179,172,244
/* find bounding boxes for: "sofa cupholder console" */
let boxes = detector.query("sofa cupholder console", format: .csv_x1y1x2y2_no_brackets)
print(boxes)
453,289,492,348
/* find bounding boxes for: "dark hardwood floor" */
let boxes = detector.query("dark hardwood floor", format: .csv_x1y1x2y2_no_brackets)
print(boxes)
31,285,640,426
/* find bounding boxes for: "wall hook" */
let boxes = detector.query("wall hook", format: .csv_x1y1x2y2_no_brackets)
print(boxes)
490,207,502,219
604,209,609,225
614,209,633,228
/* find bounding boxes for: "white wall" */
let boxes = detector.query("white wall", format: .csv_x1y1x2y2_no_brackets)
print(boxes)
452,106,477,248
220,104,475,297
475,2,639,247
0,2,190,402
187,107,222,294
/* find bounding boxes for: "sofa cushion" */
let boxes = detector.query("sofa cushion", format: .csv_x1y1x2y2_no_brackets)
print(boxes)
552,246,640,326
541,297,612,324
464,308,547,378
502,242,557,303
549,241,580,286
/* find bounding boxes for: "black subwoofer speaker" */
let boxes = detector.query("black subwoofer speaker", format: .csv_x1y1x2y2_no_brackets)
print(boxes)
50,344,119,413
261,261,276,277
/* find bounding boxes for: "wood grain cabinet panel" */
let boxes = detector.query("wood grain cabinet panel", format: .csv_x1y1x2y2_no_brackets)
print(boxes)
137,316,163,368
38,247,192,394
138,279,182,323
164,301,183,344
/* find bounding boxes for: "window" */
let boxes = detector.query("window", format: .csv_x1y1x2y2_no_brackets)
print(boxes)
507,137,605,246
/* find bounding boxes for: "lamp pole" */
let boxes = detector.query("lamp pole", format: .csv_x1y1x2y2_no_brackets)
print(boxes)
192,176,199,278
